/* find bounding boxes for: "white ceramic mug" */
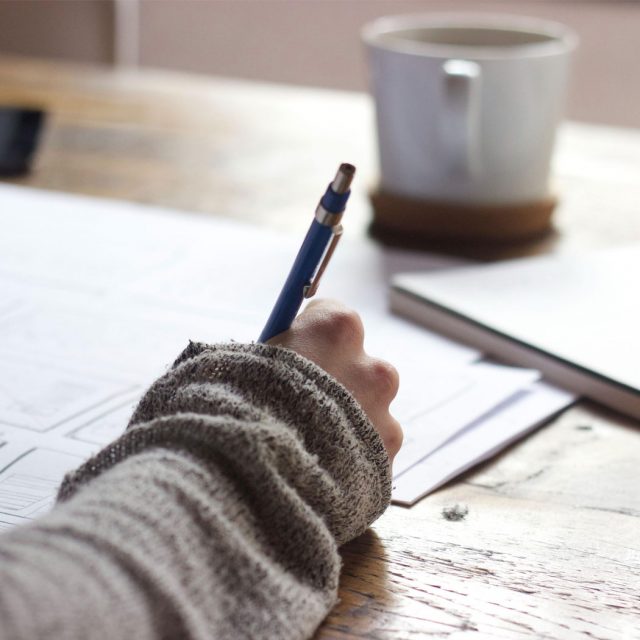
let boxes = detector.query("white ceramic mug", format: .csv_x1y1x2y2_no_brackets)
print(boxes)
363,14,578,205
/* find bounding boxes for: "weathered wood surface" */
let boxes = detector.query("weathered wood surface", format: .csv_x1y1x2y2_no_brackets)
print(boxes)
1,56,639,639
327,404,640,638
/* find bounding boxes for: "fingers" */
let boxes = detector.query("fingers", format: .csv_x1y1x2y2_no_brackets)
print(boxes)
351,356,402,461
364,356,400,405
374,413,404,460
267,298,403,460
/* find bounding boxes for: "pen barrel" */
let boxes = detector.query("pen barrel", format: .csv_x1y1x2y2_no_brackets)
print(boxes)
258,220,333,342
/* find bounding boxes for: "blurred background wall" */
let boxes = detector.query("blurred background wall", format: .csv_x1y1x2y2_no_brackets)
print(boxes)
0,0,637,127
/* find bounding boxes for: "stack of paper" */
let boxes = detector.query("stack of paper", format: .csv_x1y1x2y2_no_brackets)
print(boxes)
0,186,574,529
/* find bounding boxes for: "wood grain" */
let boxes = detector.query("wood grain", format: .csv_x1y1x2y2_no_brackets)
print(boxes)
1,55,638,639
324,404,640,638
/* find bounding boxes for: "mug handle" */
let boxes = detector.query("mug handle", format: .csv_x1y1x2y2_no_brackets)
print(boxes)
442,59,481,178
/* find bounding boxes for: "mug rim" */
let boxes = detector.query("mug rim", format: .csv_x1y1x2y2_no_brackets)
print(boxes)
362,13,579,60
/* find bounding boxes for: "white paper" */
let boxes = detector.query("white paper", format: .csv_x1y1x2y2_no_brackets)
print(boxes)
0,355,137,433
0,419,104,519
67,397,142,446
392,363,540,476
392,382,576,505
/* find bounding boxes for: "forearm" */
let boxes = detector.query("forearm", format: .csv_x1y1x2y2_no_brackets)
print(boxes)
0,343,391,640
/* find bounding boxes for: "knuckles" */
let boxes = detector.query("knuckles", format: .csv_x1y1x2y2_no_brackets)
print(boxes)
366,358,400,401
316,308,365,347
384,418,404,458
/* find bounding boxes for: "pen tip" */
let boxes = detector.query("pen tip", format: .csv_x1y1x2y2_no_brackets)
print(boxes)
339,163,356,176
332,163,356,194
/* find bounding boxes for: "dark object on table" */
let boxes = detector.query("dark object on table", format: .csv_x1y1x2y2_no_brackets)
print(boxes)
442,504,469,521
0,106,45,176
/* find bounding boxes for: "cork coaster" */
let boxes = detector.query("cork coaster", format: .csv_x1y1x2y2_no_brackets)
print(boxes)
370,188,557,247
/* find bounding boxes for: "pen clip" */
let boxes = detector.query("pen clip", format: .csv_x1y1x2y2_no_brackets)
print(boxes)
303,225,343,299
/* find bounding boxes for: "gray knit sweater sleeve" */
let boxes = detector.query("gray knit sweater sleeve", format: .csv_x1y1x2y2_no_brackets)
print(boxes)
0,342,391,640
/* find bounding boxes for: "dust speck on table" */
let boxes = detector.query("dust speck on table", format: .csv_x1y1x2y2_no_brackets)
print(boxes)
442,504,469,521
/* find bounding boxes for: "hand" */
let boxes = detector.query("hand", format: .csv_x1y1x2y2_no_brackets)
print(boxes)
268,299,403,460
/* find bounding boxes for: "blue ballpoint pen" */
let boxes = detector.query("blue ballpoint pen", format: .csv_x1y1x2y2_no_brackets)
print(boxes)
258,163,355,342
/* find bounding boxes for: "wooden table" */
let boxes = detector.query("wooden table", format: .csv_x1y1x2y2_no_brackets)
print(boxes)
1,56,638,639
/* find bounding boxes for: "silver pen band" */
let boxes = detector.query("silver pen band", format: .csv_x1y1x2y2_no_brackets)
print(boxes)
314,203,343,227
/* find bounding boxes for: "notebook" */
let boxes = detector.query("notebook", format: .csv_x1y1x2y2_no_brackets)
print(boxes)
391,245,640,420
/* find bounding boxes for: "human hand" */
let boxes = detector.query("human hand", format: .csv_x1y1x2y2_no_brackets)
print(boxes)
268,299,403,460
